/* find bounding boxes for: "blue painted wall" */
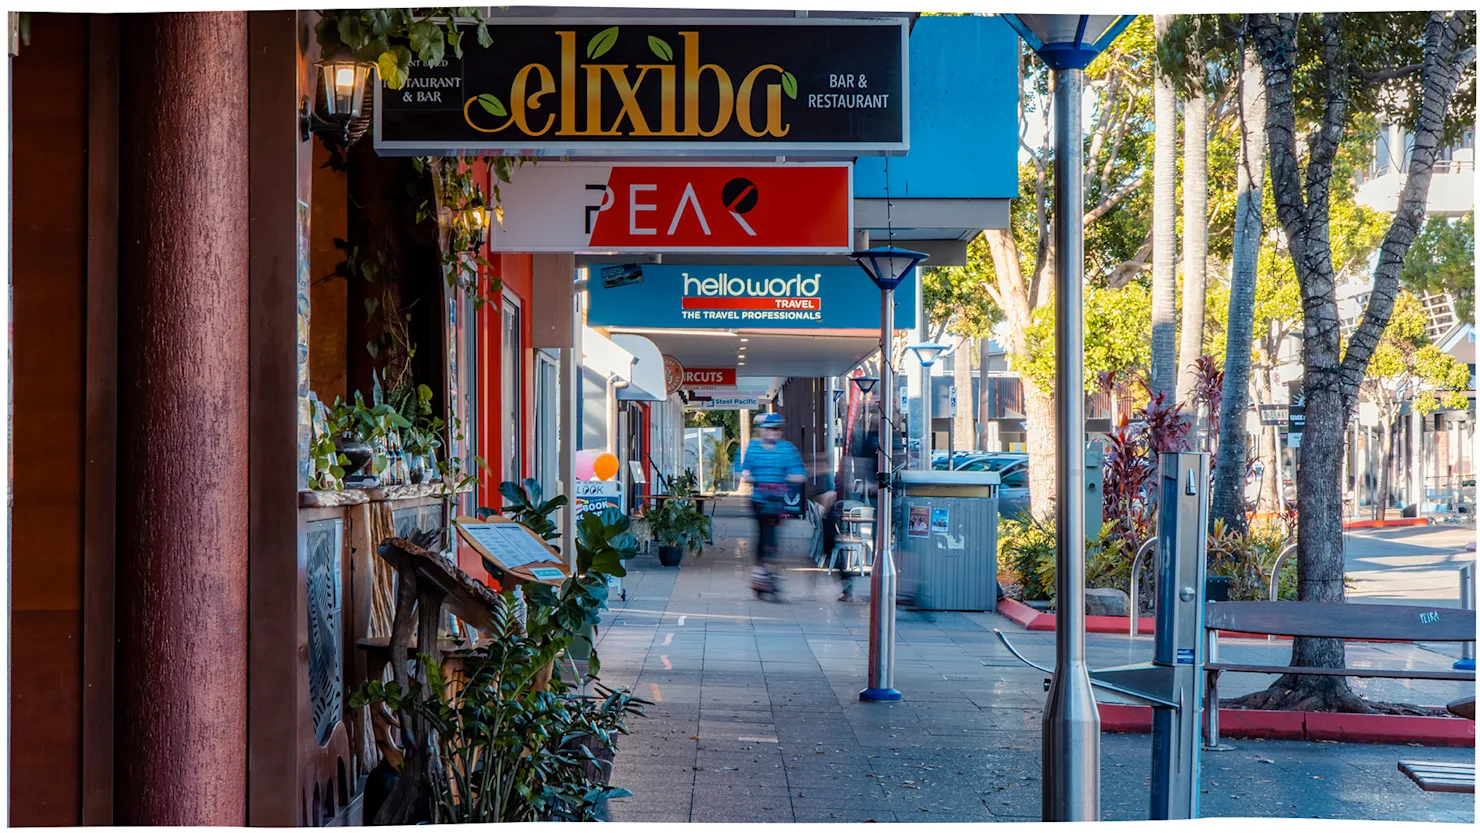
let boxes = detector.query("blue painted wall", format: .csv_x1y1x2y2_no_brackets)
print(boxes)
854,15,1020,200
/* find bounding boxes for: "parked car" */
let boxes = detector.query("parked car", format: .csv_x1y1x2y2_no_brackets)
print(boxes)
933,452,1029,517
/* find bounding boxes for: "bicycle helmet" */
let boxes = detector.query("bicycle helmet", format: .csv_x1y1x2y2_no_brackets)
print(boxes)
759,413,785,429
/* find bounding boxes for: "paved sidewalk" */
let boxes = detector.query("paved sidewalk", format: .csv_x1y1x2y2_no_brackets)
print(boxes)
594,500,1476,824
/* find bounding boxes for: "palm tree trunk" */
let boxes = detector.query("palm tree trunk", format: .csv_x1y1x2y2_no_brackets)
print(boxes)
1176,86,1209,405
1149,14,1179,402
1210,46,1266,531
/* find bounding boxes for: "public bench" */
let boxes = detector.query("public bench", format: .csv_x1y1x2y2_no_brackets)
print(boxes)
1201,601,1477,759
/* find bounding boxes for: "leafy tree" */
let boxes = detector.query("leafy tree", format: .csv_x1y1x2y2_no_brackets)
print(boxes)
1360,292,1471,519
1018,283,1154,395
923,259,1002,342
1238,11,1475,713
1402,212,1475,322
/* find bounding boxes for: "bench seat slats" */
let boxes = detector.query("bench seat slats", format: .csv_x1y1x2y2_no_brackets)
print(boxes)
1205,601,1476,642
1206,663,1476,682
1399,761,1476,794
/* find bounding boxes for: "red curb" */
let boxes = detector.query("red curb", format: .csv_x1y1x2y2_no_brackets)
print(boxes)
1096,704,1470,746
1098,703,1151,732
996,597,1044,629
1343,518,1430,529
994,604,1412,643
1305,711,1475,747
1219,707,1307,740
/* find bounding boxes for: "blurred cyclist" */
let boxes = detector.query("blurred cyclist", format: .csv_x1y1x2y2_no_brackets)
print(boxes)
740,413,807,591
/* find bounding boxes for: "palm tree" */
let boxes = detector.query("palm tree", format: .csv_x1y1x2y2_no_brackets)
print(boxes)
1149,14,1179,401
1212,34,1268,530
1175,44,1210,411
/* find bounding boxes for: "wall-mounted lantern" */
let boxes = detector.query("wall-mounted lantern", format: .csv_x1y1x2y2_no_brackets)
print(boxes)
301,44,374,147
442,195,492,252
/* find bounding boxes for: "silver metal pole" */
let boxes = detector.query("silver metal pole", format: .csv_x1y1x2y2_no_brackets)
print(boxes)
1460,562,1475,664
826,377,838,489
921,363,934,470
863,286,901,701
1042,66,1100,822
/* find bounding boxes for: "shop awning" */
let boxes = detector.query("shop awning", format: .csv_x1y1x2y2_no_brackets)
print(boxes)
582,326,635,390
610,333,667,401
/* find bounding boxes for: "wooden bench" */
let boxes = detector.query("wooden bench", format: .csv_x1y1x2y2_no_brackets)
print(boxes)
1397,760,1475,793
1202,602,1476,747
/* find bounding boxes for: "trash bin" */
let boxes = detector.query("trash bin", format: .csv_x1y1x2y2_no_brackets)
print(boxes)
896,470,1000,611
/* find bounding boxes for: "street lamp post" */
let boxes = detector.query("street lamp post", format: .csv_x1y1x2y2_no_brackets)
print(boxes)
849,247,928,702
907,343,949,470
854,376,880,501
1003,14,1135,823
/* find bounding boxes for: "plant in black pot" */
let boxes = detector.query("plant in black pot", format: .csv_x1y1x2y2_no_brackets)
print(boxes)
643,498,711,567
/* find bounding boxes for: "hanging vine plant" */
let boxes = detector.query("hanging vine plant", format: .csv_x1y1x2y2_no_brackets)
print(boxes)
314,8,491,90
415,155,531,309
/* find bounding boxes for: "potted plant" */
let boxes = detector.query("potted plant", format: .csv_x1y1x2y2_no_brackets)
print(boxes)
643,498,711,567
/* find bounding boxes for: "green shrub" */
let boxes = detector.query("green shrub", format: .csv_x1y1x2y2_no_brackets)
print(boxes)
998,514,1135,603
1206,519,1297,601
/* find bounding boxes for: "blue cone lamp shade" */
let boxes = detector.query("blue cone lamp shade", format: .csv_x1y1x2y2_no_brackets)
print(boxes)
848,246,929,292
905,343,949,368
853,376,880,395
1001,14,1135,71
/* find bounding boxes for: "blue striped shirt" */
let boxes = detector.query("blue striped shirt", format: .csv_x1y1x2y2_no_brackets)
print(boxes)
741,439,806,485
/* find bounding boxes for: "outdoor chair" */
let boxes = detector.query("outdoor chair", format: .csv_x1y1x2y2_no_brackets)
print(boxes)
828,504,874,578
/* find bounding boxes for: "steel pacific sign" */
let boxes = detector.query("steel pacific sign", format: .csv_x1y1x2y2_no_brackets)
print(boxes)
373,18,908,155
488,162,852,253
588,264,917,330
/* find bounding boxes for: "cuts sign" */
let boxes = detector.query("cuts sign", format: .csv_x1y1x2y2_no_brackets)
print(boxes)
683,368,736,388
488,162,852,253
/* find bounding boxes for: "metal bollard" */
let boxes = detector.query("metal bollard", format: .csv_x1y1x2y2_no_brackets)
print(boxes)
1457,562,1475,671
1267,542,1297,641
1129,539,1155,637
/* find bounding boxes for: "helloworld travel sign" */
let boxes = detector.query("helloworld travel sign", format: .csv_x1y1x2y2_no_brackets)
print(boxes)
587,264,917,331
373,18,908,155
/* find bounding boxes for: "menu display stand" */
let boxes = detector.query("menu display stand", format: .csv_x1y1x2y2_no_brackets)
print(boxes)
454,514,569,587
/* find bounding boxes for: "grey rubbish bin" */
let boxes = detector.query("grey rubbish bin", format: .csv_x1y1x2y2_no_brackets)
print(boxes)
896,470,1000,611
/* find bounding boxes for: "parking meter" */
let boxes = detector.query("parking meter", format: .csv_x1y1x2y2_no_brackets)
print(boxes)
1150,451,1209,820
992,451,1212,822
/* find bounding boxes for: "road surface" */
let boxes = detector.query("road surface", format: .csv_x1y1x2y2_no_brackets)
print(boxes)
1342,523,1476,606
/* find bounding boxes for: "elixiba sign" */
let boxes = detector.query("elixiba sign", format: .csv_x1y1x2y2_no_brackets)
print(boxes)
489,163,851,253
588,264,917,330
374,18,908,155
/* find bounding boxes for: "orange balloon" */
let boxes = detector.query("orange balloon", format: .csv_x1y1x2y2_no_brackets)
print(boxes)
594,452,621,481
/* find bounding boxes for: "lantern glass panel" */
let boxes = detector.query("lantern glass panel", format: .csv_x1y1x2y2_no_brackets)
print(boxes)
320,59,371,119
